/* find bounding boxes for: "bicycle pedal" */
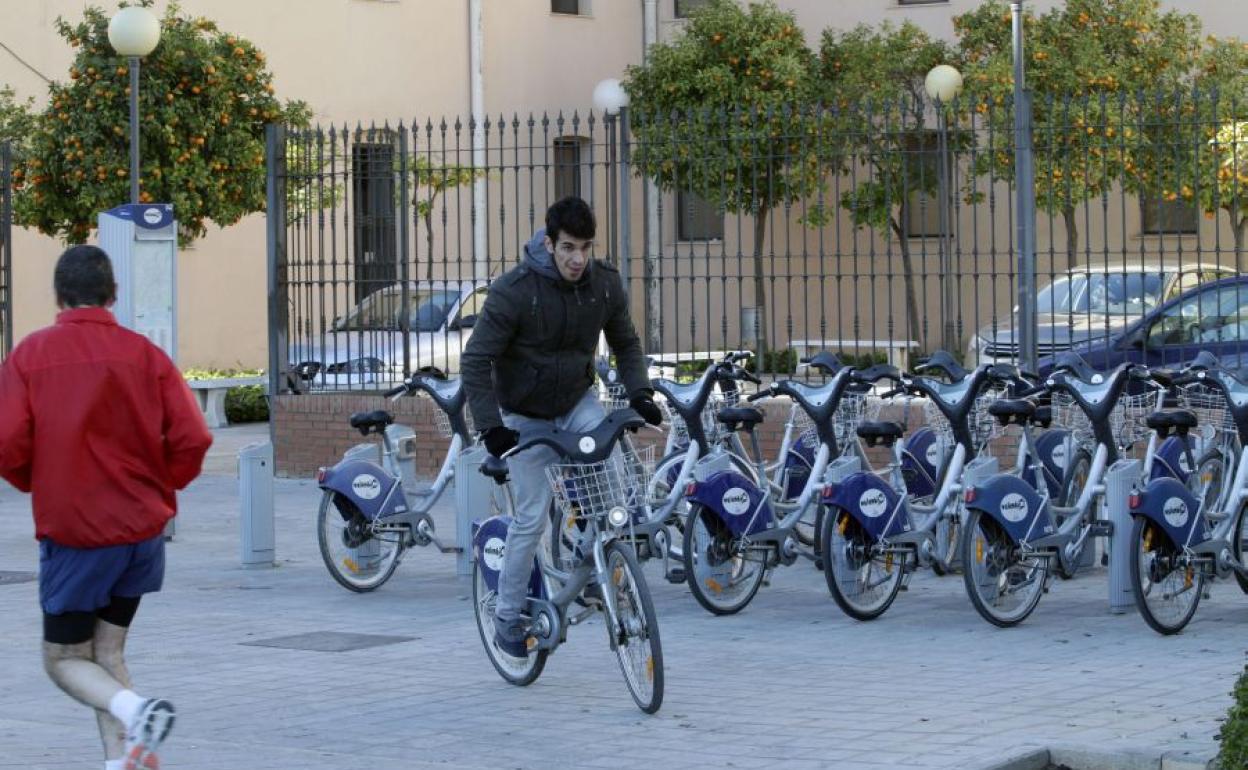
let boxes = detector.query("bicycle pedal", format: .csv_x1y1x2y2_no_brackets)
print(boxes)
1087,521,1113,538
664,567,686,584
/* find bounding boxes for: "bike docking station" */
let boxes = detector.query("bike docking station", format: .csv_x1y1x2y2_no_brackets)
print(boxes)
454,444,502,577
239,441,276,568
1103,458,1142,613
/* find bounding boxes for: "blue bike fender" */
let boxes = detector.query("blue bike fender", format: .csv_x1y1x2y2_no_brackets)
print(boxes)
1033,429,1073,497
686,471,772,537
319,460,406,521
823,472,907,542
900,428,940,499
471,516,544,598
1129,477,1202,547
964,474,1051,545
1150,436,1193,485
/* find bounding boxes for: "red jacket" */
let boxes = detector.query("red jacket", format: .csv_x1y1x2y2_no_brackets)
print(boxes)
0,307,213,547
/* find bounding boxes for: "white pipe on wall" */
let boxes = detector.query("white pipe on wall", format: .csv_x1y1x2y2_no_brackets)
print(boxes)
470,0,487,280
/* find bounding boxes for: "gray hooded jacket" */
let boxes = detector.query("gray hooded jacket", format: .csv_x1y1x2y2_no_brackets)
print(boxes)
461,229,651,431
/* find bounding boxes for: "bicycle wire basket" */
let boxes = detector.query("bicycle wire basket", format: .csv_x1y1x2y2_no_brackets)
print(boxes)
546,443,655,523
922,386,1006,450
1178,383,1237,442
789,390,883,450
1051,388,1160,449
661,390,738,445
433,402,474,439
598,381,631,413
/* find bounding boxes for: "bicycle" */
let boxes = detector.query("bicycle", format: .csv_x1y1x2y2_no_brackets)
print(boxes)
471,408,665,713
315,368,472,592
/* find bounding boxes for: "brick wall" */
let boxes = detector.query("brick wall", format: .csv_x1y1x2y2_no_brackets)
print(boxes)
272,393,1019,479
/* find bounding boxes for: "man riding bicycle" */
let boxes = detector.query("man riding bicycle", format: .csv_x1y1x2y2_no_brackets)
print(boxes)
462,195,660,658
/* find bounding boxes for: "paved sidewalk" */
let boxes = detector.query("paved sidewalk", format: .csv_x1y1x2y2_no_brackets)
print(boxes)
0,424,1242,769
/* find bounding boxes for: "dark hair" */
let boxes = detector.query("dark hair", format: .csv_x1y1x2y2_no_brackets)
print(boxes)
54,245,116,308
545,196,596,243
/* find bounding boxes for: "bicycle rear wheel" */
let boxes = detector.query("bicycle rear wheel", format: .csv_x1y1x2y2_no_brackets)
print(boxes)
1130,516,1202,635
317,491,404,592
683,504,765,615
472,558,547,685
820,506,904,620
961,509,1047,627
604,541,664,713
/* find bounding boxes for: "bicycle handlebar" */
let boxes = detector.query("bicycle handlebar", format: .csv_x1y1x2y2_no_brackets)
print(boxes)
384,382,408,398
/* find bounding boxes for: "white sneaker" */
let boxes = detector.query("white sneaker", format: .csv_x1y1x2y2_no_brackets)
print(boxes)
123,698,176,770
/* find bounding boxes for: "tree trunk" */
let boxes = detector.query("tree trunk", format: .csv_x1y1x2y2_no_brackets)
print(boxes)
1235,211,1247,273
1062,205,1077,269
752,210,770,371
424,209,434,283
891,214,924,356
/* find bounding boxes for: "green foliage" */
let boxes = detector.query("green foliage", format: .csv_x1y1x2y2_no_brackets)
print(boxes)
954,0,1203,260
183,367,268,423
748,347,797,374
12,1,310,247
413,155,485,279
1219,662,1248,768
0,86,36,151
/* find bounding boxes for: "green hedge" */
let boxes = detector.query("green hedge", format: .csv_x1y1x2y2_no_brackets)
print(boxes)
1220,662,1248,768
183,368,269,424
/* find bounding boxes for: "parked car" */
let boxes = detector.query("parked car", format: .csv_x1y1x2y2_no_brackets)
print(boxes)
967,263,1239,367
1037,276,1248,374
290,280,488,390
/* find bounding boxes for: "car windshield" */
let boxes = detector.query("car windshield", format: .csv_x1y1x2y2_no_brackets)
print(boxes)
1036,272,1166,316
332,289,461,332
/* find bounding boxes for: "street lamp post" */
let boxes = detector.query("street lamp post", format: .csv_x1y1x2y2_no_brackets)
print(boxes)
925,64,963,356
108,7,161,204
593,78,630,280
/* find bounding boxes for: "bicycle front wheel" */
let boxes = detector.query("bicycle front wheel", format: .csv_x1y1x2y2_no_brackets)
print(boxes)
603,541,664,714
1130,516,1202,635
961,509,1046,627
317,490,403,592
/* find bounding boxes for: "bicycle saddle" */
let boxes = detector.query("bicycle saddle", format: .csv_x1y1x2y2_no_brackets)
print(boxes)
914,350,968,382
987,398,1035,426
349,410,394,435
716,406,764,431
1146,409,1197,437
856,421,904,448
512,409,646,464
803,352,846,375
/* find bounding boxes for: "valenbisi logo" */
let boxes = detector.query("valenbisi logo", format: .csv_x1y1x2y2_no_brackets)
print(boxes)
482,537,506,571
721,487,751,516
1050,443,1067,470
1163,497,1189,527
925,440,943,469
859,489,888,518
351,474,382,500
1001,492,1030,523
1178,451,1193,475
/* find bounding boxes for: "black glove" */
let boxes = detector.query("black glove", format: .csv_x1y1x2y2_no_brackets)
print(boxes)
482,426,519,458
629,394,663,426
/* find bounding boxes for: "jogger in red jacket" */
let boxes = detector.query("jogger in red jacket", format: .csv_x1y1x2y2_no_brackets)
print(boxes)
0,245,212,770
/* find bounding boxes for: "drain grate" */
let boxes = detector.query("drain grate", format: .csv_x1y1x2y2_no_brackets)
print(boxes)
0,571,36,585
241,631,415,652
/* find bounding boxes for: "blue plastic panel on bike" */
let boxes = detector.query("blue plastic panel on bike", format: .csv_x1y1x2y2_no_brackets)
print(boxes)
318,459,405,521
783,436,817,499
1150,436,1193,484
472,516,544,598
1130,477,1203,547
686,471,773,537
964,474,1052,544
1026,429,1073,497
900,428,941,499
823,473,907,541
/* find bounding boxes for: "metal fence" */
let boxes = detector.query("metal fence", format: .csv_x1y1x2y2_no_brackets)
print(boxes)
268,89,1248,392
1,142,11,359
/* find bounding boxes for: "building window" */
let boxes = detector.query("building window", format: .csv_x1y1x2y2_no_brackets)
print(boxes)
904,131,942,238
677,189,723,241
553,137,588,199
551,0,582,15
1140,198,1198,235
674,0,710,18
351,139,397,303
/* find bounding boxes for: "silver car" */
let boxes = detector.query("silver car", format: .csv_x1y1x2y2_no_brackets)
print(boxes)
967,263,1239,366
290,280,489,390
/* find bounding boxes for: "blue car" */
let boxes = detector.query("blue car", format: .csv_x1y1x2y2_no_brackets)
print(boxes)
1038,276,1248,375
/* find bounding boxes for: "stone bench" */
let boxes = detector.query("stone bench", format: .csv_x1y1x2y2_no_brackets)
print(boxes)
186,377,265,428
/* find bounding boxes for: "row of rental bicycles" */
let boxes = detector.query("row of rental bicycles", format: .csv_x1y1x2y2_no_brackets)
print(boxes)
314,348,1248,713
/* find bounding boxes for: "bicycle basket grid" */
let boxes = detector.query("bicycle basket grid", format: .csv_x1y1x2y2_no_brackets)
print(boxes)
598,381,631,412
546,443,655,522
922,387,1005,447
1179,383,1236,439
661,391,737,444
433,401,474,438
790,391,881,449
1051,388,1159,448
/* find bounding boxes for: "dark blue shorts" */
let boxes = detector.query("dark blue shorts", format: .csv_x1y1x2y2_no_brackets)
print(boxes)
39,535,165,616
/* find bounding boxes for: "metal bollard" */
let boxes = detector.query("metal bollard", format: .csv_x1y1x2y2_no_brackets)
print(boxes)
1103,458,1142,613
238,441,275,568
454,446,501,576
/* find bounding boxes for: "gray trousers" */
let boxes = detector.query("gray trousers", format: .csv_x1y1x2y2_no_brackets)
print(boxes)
495,390,606,622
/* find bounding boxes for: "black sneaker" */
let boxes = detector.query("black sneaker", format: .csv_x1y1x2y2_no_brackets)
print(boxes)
492,615,528,658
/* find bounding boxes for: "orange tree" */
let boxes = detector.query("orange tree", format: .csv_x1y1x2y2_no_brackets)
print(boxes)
954,0,1201,266
12,1,309,246
624,0,826,361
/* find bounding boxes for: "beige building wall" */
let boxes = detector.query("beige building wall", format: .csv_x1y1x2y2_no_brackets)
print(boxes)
3,0,1247,365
